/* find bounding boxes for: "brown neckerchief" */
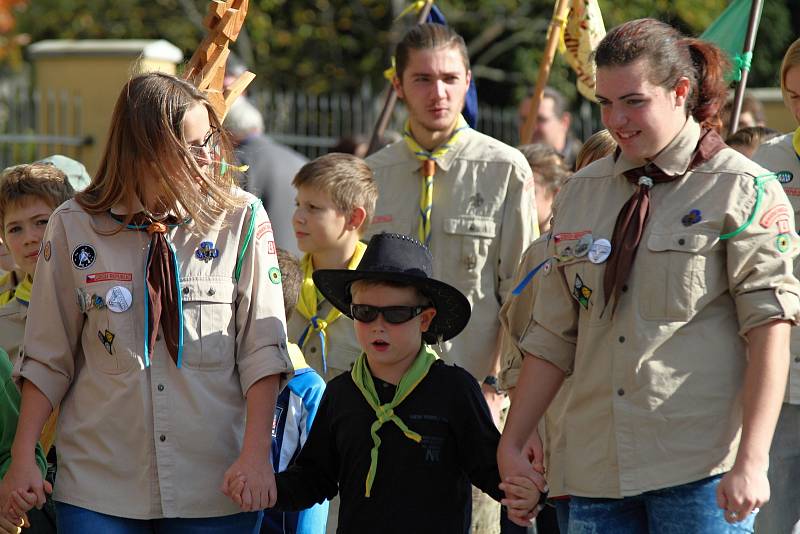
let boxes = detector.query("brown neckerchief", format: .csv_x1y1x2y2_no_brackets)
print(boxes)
602,128,727,314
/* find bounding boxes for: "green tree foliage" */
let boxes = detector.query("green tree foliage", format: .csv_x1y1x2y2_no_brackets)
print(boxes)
7,0,799,104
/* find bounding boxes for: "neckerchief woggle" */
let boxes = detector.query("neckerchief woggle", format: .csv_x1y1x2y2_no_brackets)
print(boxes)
403,115,469,247
296,241,367,374
351,344,438,497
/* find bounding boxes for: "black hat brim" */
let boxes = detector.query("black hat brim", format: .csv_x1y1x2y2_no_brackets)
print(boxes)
312,269,471,344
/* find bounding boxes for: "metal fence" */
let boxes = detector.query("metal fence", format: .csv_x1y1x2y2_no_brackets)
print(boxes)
0,77,92,169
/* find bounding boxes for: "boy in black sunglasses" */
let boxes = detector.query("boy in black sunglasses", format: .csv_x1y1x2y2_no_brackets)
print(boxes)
259,233,545,533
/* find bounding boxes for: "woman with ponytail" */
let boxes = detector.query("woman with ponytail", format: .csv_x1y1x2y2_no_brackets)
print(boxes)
751,37,800,534
499,19,800,532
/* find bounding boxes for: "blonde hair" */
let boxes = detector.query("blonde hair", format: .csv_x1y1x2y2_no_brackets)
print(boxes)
292,153,378,234
0,163,74,235
76,72,243,232
781,38,800,110
575,129,617,170
517,144,570,196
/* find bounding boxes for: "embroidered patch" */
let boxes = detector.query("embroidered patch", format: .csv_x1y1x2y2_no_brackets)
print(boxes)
783,187,800,197
554,230,591,243
572,274,592,309
268,267,282,284
98,329,115,355
76,288,106,313
105,286,132,313
777,171,794,184
72,244,96,270
194,241,219,263
681,209,702,227
86,272,133,284
43,241,51,262
760,205,791,229
256,222,273,240
372,214,393,224
776,233,791,253
574,234,593,257
468,193,485,209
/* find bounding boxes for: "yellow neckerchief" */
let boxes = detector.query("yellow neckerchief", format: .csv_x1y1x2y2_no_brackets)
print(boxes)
350,344,438,497
0,271,19,307
295,241,367,374
793,127,800,161
287,341,309,371
403,115,469,247
13,275,32,306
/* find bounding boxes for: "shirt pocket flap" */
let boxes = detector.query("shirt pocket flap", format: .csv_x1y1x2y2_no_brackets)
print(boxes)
646,232,718,253
180,278,236,304
442,216,497,238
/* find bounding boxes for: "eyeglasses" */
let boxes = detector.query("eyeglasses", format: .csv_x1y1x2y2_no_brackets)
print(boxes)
350,304,429,324
188,127,219,159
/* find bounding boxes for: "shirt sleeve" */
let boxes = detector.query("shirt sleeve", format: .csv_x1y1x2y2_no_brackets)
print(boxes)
496,157,539,304
451,367,503,501
235,201,293,394
725,174,800,336
15,209,83,408
274,387,339,511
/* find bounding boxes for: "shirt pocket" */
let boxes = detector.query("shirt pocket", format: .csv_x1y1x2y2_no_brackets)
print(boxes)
80,282,137,375
181,277,237,370
442,216,497,280
641,231,720,321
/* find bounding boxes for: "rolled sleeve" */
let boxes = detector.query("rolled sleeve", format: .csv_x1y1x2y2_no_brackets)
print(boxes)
15,210,82,407
235,203,293,394
726,177,800,336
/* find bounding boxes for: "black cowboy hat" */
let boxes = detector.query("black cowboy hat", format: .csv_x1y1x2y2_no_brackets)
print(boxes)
312,233,471,344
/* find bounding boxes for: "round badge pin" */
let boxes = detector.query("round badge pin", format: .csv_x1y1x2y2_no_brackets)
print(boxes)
574,234,593,257
268,267,282,284
776,233,790,253
587,238,612,264
43,241,52,262
72,244,96,270
542,259,553,275
105,286,132,313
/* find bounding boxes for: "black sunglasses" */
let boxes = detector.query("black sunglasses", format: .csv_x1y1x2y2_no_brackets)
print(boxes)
350,304,429,324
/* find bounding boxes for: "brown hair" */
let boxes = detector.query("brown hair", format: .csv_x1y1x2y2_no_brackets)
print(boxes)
725,126,779,150
594,18,729,132
0,163,75,235
719,94,765,135
76,72,243,233
292,153,378,234
276,247,301,320
575,129,617,170
781,38,800,109
516,144,570,196
350,279,430,307
395,23,469,80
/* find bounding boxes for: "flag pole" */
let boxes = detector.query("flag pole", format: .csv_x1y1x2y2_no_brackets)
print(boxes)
367,0,434,155
520,0,571,145
728,0,763,134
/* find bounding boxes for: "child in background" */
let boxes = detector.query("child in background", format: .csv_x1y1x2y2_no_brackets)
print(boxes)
260,248,327,534
726,126,779,159
290,153,378,381
267,233,544,532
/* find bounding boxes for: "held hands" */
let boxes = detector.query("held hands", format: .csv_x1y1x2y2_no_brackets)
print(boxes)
221,452,276,512
498,430,548,527
0,457,51,531
716,463,769,524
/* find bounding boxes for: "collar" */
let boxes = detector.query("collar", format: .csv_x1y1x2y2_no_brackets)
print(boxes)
404,117,471,173
613,117,701,178
110,197,147,216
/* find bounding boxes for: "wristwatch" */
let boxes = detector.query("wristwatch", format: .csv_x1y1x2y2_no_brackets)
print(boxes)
483,375,504,395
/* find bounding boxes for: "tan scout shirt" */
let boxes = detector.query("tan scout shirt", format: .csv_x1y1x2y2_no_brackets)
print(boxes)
499,234,571,497
287,301,361,381
753,133,800,404
366,128,538,380
0,298,25,361
520,118,800,498
16,193,292,519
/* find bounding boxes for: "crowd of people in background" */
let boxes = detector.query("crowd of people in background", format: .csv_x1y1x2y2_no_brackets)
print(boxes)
0,16,797,534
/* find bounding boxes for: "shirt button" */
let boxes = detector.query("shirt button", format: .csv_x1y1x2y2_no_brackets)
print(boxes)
310,347,317,353
795,356,800,363
182,287,189,295
159,435,166,442
156,334,162,341
618,336,625,343
621,285,628,293
207,288,216,296
678,238,686,246
157,384,165,392
617,388,625,396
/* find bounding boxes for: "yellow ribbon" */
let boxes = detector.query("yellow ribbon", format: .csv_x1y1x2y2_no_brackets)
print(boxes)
295,241,367,373
383,56,397,82
792,127,800,159
394,0,426,22
402,115,469,247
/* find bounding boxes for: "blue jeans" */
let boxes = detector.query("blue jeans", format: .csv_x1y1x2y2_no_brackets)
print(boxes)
55,502,262,534
567,475,756,534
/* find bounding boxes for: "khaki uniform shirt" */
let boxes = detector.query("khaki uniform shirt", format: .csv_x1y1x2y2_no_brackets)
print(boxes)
287,301,361,381
499,235,570,497
16,193,293,519
520,118,800,498
365,128,538,380
0,299,25,362
753,133,800,404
